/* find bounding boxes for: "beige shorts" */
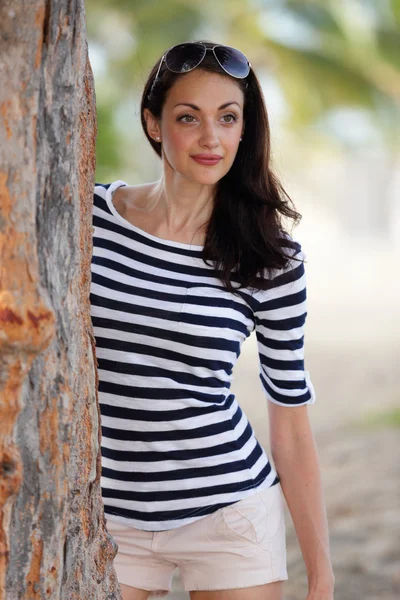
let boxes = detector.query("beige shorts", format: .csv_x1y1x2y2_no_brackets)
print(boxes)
105,482,288,597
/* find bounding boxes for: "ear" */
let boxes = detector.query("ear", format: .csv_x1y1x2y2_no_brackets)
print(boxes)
143,108,161,142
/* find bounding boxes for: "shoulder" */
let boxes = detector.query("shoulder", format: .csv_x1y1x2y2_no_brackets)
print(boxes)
93,180,132,210
252,233,308,303
267,231,307,283
110,181,157,212
277,231,306,263
94,180,128,197
93,181,129,213
93,181,125,202
93,182,110,211
94,182,109,195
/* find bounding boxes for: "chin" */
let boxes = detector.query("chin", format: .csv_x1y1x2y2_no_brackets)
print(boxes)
188,165,229,184
191,173,224,186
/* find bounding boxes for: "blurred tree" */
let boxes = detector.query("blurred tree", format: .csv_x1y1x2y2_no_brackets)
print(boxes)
86,0,400,175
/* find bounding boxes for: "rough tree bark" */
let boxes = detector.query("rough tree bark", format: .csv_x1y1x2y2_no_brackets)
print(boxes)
0,1,121,598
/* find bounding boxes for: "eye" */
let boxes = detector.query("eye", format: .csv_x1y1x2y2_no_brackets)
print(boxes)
222,113,238,123
177,114,197,123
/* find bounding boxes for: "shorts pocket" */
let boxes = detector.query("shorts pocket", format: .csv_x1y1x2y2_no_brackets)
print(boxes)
205,491,270,557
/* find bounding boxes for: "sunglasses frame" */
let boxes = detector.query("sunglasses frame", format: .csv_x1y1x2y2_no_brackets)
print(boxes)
150,42,251,93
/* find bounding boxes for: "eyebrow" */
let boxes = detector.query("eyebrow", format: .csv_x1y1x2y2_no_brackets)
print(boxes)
173,102,241,110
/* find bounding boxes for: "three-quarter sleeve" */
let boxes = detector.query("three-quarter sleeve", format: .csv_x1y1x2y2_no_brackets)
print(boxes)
253,240,316,407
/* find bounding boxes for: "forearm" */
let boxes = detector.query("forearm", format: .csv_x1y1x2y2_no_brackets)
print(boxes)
271,424,335,592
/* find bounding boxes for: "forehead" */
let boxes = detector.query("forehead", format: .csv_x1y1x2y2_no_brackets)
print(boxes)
164,70,244,110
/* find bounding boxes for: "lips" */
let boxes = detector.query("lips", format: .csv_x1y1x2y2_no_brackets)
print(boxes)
191,154,223,166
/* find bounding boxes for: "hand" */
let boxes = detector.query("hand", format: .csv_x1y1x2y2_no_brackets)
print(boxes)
306,581,335,600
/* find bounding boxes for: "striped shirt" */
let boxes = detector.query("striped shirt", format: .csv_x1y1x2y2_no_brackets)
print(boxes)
90,180,316,531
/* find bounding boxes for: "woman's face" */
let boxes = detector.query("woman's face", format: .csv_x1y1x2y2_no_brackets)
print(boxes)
146,69,245,185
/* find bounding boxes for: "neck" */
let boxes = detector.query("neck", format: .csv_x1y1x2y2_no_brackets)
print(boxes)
150,162,216,237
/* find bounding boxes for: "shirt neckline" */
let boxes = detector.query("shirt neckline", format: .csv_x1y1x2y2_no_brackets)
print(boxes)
105,180,205,251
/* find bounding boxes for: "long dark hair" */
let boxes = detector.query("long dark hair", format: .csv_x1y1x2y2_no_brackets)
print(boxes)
140,41,302,293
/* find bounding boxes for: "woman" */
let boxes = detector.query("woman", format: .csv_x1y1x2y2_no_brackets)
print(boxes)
90,41,335,600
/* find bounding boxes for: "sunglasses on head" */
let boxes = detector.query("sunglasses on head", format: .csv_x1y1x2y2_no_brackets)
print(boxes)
148,42,251,97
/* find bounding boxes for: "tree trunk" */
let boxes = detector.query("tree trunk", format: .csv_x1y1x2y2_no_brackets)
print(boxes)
0,1,121,598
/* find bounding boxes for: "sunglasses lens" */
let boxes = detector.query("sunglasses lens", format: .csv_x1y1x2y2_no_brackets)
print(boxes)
165,43,206,73
214,46,250,78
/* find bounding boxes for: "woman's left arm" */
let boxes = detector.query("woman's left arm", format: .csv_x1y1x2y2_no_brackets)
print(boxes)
268,401,335,599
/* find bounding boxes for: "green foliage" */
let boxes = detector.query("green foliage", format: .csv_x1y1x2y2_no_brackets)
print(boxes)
263,40,379,127
85,0,400,179
377,29,400,69
357,407,400,430
94,102,121,183
390,0,400,25
284,0,344,36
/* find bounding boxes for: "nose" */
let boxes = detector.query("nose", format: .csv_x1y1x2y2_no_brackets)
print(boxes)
199,120,219,149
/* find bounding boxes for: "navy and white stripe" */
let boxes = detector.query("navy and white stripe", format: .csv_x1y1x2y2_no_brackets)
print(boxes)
90,180,316,531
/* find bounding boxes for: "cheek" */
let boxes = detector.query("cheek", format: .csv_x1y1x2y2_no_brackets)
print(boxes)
230,134,241,148
226,136,241,159
163,125,192,153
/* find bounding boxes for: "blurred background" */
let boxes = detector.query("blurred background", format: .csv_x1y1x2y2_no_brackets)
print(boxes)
86,1,400,598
